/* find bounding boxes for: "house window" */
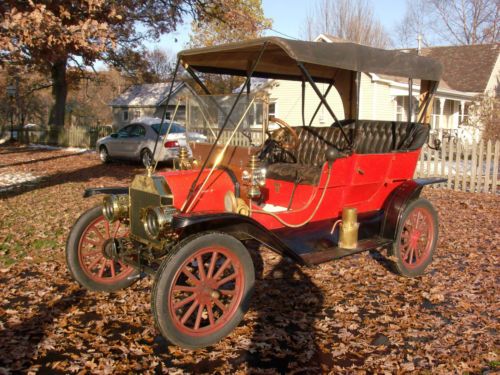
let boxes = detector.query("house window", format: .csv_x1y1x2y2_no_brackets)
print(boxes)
268,101,277,119
431,99,441,129
396,96,418,122
133,109,141,119
396,97,404,122
122,110,129,122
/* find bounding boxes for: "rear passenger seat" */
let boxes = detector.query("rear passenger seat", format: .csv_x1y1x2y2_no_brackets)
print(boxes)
266,120,429,185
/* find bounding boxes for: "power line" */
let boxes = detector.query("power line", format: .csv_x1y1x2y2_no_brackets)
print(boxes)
266,27,300,40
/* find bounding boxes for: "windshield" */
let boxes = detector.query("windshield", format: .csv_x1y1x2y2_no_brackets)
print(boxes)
151,122,185,135
185,93,267,147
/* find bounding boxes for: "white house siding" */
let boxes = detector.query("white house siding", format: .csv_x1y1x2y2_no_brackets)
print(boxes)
358,74,395,121
265,73,399,128
265,80,345,127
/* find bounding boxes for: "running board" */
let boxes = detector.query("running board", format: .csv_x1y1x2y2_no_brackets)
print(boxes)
300,238,393,265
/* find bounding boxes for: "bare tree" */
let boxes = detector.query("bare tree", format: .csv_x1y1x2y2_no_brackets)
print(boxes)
144,48,174,83
396,0,500,47
301,0,392,48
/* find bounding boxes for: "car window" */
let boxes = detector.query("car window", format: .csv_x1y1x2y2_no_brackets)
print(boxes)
117,125,133,138
151,122,185,135
129,125,146,137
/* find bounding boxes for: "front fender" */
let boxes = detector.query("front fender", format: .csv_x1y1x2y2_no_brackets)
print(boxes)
172,212,304,264
83,187,128,198
381,177,445,239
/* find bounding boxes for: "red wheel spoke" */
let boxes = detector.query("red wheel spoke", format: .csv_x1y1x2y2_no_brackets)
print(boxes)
110,261,116,277
113,221,121,237
207,251,218,278
83,238,100,247
197,256,206,281
407,246,415,264
98,259,108,278
89,255,104,270
207,304,215,326
219,289,235,296
194,304,204,330
217,272,237,287
173,285,197,293
83,250,103,258
213,297,227,312
105,220,110,238
182,268,201,286
181,300,199,324
213,258,231,281
174,294,196,309
91,227,105,242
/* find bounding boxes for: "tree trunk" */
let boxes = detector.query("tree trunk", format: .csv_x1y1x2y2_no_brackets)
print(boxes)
48,58,68,127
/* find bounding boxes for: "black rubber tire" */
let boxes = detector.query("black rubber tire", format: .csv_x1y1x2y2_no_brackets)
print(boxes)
141,148,153,168
152,232,255,349
388,198,438,277
66,206,138,292
99,146,110,163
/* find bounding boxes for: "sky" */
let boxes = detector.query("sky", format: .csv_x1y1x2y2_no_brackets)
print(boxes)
149,0,410,56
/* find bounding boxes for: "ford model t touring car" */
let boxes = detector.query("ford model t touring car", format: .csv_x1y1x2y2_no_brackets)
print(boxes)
66,37,444,348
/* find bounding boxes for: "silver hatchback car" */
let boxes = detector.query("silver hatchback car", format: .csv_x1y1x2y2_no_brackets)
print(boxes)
97,118,207,167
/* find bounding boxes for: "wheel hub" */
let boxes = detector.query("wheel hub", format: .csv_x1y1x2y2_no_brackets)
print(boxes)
102,238,119,260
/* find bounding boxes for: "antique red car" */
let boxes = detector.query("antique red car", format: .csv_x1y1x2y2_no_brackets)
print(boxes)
66,37,444,349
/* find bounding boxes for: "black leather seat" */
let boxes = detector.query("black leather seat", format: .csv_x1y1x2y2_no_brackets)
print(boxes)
266,120,429,185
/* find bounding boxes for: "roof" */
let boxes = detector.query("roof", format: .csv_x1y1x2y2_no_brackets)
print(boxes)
178,37,442,83
401,44,499,93
109,82,185,107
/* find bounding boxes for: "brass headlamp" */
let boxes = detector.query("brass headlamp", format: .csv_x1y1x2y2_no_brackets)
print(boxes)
102,195,129,222
143,206,177,239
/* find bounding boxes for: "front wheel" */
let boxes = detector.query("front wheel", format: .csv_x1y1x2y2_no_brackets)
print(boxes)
152,232,255,349
66,206,138,292
389,198,438,277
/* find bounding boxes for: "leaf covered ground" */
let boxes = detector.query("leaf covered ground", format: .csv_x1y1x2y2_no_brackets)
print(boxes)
0,145,498,374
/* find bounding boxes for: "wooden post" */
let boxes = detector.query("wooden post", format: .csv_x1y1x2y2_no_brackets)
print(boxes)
462,142,470,192
492,141,499,194
454,141,461,191
477,140,484,193
418,80,435,125
470,140,477,192
447,140,454,189
484,140,492,193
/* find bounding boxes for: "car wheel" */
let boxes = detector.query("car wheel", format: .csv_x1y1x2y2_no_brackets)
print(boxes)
141,148,153,168
152,232,255,349
66,206,138,292
99,146,110,163
388,198,438,277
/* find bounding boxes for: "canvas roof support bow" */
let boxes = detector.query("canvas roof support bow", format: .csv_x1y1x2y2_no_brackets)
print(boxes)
297,62,352,149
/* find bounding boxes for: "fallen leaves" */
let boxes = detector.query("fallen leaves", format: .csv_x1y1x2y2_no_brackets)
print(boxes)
0,145,499,373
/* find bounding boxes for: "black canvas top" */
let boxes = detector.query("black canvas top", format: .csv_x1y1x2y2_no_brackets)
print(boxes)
179,37,443,83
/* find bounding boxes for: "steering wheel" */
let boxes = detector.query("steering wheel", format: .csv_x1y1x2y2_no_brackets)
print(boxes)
268,117,299,151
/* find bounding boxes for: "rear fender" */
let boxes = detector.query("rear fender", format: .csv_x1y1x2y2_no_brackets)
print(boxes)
381,178,445,239
172,213,304,264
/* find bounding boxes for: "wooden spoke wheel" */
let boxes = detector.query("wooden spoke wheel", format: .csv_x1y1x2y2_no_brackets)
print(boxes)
66,206,138,292
152,232,254,349
389,198,438,277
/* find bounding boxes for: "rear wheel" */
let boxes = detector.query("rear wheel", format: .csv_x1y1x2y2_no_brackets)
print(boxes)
152,232,254,349
141,148,153,168
66,206,138,292
389,198,438,277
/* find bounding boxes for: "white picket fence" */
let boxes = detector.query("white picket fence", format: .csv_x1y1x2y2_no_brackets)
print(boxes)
415,138,500,194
